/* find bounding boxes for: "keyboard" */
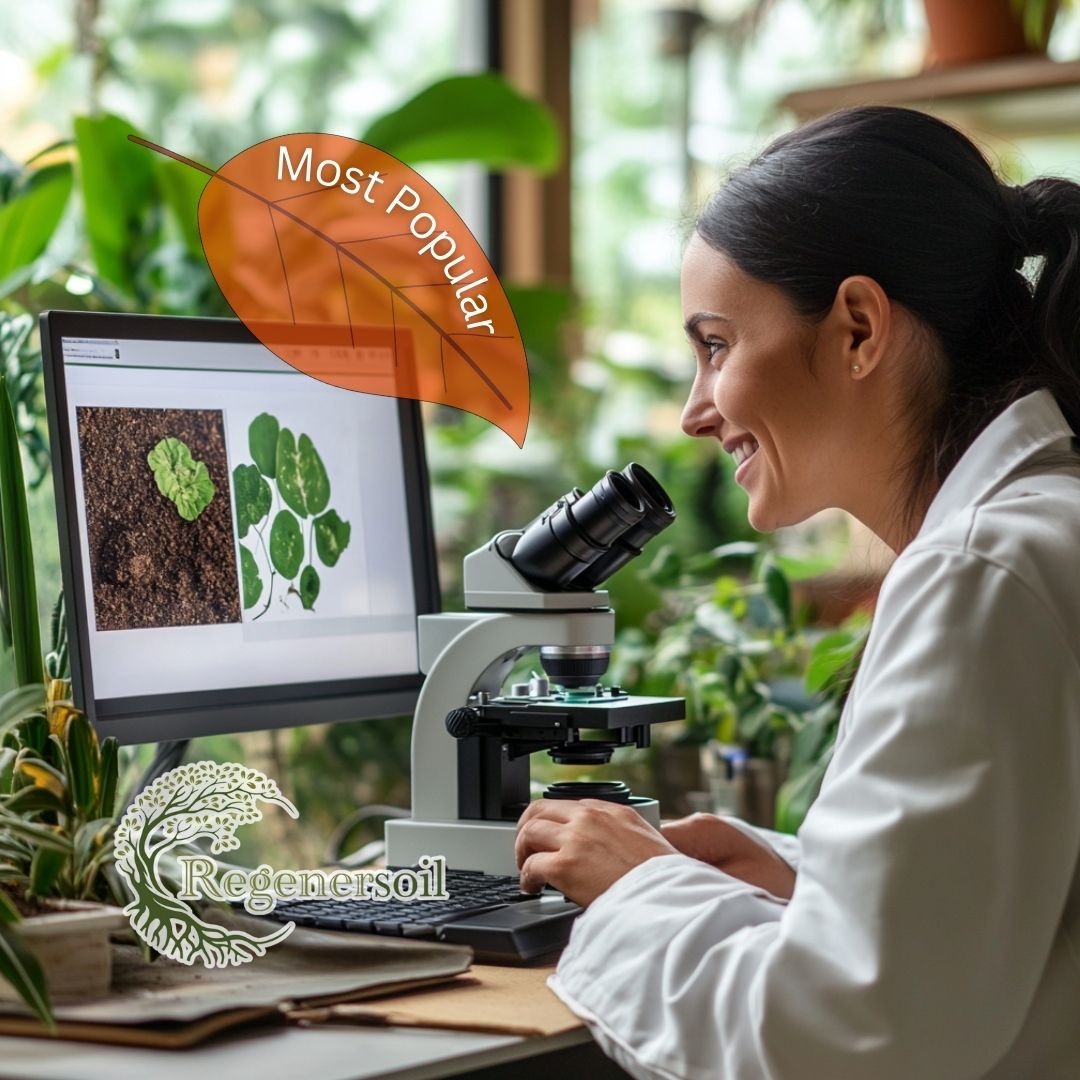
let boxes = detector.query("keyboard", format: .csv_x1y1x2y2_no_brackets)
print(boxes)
255,869,582,963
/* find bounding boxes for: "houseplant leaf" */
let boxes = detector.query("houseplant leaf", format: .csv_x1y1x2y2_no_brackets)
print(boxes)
96,737,119,819
0,162,73,299
74,113,157,295
64,712,99,818
248,412,279,478
362,72,560,172
239,545,263,610
232,464,271,538
29,846,66,895
314,509,351,568
0,376,44,686
269,510,303,580
299,565,319,611
0,922,55,1030
168,131,531,444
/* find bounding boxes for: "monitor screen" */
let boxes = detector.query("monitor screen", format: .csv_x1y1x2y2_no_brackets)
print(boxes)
42,311,439,743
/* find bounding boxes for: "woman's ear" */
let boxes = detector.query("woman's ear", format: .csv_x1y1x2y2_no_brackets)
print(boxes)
830,275,891,379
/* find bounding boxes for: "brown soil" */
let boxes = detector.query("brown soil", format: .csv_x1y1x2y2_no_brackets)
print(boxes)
0,881,43,917
77,407,241,630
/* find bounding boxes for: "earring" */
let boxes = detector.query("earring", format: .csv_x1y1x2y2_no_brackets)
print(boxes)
851,364,862,375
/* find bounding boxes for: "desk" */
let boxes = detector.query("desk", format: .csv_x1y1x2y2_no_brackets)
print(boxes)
0,1024,631,1080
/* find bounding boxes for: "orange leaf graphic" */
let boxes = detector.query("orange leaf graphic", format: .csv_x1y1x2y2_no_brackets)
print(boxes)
130,133,530,446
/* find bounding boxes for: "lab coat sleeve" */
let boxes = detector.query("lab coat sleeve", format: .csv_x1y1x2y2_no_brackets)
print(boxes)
549,547,1080,1080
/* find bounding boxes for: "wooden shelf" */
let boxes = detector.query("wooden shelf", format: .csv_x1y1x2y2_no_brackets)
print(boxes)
779,55,1080,137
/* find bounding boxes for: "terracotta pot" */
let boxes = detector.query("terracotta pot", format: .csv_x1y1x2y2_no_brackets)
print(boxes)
923,0,1059,68
0,901,128,1004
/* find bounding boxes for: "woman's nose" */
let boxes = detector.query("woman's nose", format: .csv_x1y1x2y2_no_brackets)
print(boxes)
681,378,719,439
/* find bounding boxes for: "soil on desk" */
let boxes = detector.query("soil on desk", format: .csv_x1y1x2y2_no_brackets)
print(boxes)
77,407,241,631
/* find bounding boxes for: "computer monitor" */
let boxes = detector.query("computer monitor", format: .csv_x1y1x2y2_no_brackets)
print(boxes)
41,311,440,744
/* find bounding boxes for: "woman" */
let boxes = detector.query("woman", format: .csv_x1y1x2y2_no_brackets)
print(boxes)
515,106,1080,1079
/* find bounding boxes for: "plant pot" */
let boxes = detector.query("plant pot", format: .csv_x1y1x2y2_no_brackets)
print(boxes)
0,901,128,1005
922,0,1058,68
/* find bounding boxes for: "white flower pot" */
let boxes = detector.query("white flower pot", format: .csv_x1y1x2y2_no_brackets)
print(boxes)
0,901,128,1004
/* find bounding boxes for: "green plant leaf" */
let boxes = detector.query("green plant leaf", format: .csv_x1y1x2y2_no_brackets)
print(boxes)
96,737,118,820
0,888,17,924
64,712,99,818
249,412,279,478
314,509,351,568
363,73,560,172
775,744,835,834
805,631,862,694
760,556,792,628
2,785,65,816
0,747,14,792
0,162,73,299
299,565,319,611
239,544,263,610
0,812,72,854
147,437,216,521
0,376,44,686
269,509,303,579
74,113,157,295
276,429,329,517
0,921,55,1030
153,156,209,259
232,464,270,538
14,713,47,757
0,686,46,739
29,845,66,895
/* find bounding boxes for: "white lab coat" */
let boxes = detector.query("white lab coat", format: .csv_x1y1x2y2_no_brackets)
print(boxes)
549,388,1080,1079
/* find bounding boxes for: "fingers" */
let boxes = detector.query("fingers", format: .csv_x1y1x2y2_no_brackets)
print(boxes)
519,850,559,895
514,815,565,873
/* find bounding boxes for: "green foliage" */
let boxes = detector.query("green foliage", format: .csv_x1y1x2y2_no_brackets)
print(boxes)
0,314,50,491
238,546,262,611
232,463,271,539
0,376,43,684
276,430,330,518
269,509,304,579
147,437,216,521
299,565,320,611
0,681,125,1028
0,160,72,300
313,510,351,568
363,73,561,172
235,415,351,617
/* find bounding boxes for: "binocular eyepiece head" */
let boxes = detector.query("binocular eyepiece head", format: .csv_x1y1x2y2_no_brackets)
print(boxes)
509,462,675,594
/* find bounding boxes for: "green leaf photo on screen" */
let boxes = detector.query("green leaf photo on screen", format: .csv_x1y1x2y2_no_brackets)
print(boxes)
234,412,352,620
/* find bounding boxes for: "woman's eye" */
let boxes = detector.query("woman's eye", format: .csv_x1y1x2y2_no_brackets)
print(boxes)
705,340,727,363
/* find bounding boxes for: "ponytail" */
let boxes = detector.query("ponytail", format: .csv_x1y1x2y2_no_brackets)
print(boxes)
1014,177,1080,436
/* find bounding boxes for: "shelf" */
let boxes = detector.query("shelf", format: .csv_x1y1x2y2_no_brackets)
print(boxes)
779,55,1080,137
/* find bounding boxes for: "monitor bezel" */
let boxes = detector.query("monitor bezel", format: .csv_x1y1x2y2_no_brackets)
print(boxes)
41,309,441,744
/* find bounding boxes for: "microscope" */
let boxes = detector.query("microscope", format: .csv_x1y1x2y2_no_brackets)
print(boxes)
385,463,686,875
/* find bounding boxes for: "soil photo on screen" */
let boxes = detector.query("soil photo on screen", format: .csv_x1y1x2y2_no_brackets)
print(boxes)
77,407,242,630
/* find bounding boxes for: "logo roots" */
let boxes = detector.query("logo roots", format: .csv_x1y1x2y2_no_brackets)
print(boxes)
113,760,298,967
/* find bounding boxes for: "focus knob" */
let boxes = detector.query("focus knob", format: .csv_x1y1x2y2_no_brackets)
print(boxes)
445,707,480,739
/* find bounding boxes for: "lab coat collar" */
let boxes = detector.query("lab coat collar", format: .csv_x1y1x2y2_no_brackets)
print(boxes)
918,388,1077,537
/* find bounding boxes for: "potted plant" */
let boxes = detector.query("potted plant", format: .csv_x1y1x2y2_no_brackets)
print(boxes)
0,374,126,1030
614,542,821,826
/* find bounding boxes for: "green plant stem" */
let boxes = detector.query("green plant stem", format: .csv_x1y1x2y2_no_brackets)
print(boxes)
251,519,276,621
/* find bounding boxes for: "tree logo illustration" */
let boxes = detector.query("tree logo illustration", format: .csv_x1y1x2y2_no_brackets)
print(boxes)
113,760,298,967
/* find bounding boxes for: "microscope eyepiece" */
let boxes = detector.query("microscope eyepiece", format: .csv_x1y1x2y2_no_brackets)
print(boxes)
508,463,675,591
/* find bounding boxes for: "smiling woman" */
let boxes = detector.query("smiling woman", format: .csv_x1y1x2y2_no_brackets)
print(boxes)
518,105,1080,1079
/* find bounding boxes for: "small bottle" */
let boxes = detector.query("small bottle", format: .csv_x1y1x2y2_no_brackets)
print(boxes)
709,745,748,817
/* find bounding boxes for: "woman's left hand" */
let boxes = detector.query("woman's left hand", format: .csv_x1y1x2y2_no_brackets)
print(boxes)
515,798,678,906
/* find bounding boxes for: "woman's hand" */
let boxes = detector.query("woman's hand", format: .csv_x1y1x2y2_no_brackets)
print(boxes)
515,798,678,906
661,812,796,900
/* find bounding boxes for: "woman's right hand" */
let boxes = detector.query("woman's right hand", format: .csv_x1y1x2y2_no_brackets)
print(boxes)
660,813,797,900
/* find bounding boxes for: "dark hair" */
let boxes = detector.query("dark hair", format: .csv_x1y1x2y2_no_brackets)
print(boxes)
695,105,1080,541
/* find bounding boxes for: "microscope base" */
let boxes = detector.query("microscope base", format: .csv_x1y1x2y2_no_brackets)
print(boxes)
385,798,661,877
